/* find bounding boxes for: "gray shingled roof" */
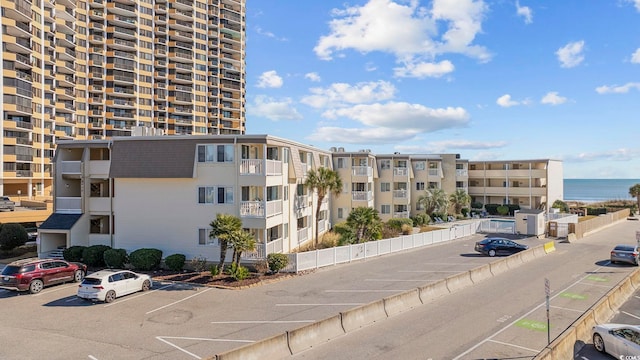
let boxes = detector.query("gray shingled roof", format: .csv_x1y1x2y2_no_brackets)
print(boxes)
39,213,83,230
109,138,198,178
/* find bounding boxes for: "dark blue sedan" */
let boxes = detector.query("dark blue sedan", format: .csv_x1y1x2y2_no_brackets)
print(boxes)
474,237,528,257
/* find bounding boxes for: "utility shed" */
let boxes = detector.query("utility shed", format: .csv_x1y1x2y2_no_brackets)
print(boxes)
515,208,546,236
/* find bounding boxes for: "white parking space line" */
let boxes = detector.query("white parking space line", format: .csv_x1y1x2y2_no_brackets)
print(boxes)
487,339,539,353
422,263,481,266
146,288,212,314
276,303,365,307
88,355,99,360
365,279,435,282
634,295,640,300
325,289,404,293
622,310,640,320
453,265,608,360
211,320,315,324
398,270,460,273
550,305,584,313
33,283,79,296
156,336,254,360
104,283,175,308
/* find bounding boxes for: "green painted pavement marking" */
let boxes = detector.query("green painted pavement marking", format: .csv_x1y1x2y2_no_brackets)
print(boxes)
515,319,548,332
586,275,608,282
560,292,587,300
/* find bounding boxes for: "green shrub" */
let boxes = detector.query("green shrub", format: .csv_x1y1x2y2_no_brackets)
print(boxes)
333,222,356,245
471,201,483,209
165,254,186,271
484,204,499,215
129,248,163,271
401,223,413,235
0,223,28,251
461,208,469,217
63,246,86,262
267,253,289,273
386,218,413,231
82,245,111,267
227,263,250,281
103,248,128,268
410,213,431,226
497,205,509,216
210,264,220,276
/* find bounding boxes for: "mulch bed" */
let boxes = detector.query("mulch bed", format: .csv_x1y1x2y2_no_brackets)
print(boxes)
146,269,295,289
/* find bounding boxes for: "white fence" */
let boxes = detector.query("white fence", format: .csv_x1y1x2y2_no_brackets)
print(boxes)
282,222,478,273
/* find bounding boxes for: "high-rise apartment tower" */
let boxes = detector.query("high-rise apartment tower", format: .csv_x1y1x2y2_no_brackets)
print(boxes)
0,0,246,198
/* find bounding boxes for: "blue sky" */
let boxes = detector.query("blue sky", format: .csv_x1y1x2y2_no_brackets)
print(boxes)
244,0,640,179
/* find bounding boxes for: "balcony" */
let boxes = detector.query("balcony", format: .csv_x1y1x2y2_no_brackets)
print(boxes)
56,197,82,214
393,189,408,198
393,168,408,177
351,191,373,202
60,160,82,176
352,166,373,177
393,211,410,218
297,228,309,243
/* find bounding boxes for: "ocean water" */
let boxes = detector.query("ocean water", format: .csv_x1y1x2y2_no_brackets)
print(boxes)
564,179,640,202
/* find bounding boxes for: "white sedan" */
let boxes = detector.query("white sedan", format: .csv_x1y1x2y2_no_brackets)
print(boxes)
77,269,152,303
592,323,640,357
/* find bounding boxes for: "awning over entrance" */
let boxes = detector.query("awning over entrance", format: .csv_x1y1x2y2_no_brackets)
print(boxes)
39,213,82,230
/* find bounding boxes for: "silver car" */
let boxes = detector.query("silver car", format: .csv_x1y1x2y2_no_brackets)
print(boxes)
592,323,640,357
610,245,639,265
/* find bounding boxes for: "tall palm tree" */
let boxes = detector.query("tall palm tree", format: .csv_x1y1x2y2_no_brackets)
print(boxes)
449,189,471,215
209,213,242,272
227,229,256,266
629,184,640,215
304,167,343,247
418,187,449,215
346,206,382,243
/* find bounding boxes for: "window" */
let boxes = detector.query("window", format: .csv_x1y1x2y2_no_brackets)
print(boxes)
380,160,391,170
337,208,343,219
198,228,217,245
283,223,289,238
381,182,390,192
381,205,391,214
337,158,346,169
429,162,438,169
416,182,425,191
415,161,425,171
428,182,439,189
217,186,234,204
198,186,215,204
456,181,464,188
456,163,464,170
198,144,234,162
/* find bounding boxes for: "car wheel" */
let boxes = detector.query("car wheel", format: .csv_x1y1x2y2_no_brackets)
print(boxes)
73,270,84,283
29,279,44,294
488,249,496,257
593,333,605,353
142,279,151,291
104,290,116,303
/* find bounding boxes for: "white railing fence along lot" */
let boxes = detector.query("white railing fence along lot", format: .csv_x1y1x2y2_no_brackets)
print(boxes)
283,222,479,273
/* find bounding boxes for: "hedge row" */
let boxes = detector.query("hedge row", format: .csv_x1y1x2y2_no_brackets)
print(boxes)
63,245,176,271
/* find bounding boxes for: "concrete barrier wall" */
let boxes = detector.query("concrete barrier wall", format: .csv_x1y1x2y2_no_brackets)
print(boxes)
469,263,493,284
489,259,509,276
383,289,422,317
341,299,387,333
519,248,537,263
418,280,450,303
608,278,634,310
532,245,547,258
504,252,524,269
288,314,345,354
445,271,473,293
548,325,577,360
215,333,290,360
592,296,615,324
630,267,640,289
573,309,595,342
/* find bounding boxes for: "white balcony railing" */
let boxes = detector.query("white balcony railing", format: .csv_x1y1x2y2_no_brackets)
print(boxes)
61,160,81,174
266,238,283,255
240,201,264,217
352,191,372,201
352,166,373,177
393,189,408,198
266,200,282,217
394,167,408,176
295,195,309,209
240,159,263,175
266,159,282,175
56,197,82,213
393,211,410,218
297,228,309,243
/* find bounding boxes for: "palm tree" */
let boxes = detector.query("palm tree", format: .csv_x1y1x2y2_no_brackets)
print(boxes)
629,184,640,215
227,229,256,266
346,206,382,243
418,187,449,216
304,167,343,247
209,214,242,272
449,189,471,215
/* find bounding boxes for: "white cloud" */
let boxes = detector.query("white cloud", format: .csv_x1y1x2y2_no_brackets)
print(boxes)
563,148,640,162
556,40,585,68
630,0,640,12
256,70,283,88
595,82,640,94
394,60,455,78
309,126,421,144
314,0,491,67
541,91,567,105
304,72,322,82
396,140,507,153
255,26,288,41
301,80,396,108
247,95,302,121
322,102,470,131
515,1,533,24
365,62,378,72
631,48,640,64
496,94,529,107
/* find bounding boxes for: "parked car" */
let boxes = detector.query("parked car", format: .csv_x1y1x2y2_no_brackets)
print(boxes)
610,244,639,265
0,196,15,211
77,269,152,303
0,258,87,294
474,237,528,257
592,323,640,357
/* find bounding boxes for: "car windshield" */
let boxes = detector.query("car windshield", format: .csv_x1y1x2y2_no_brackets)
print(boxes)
81,278,102,286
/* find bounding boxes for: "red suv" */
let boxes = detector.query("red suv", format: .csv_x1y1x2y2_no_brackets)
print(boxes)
0,258,87,294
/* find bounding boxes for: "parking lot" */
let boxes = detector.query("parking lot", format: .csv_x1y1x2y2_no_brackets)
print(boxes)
0,233,547,359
